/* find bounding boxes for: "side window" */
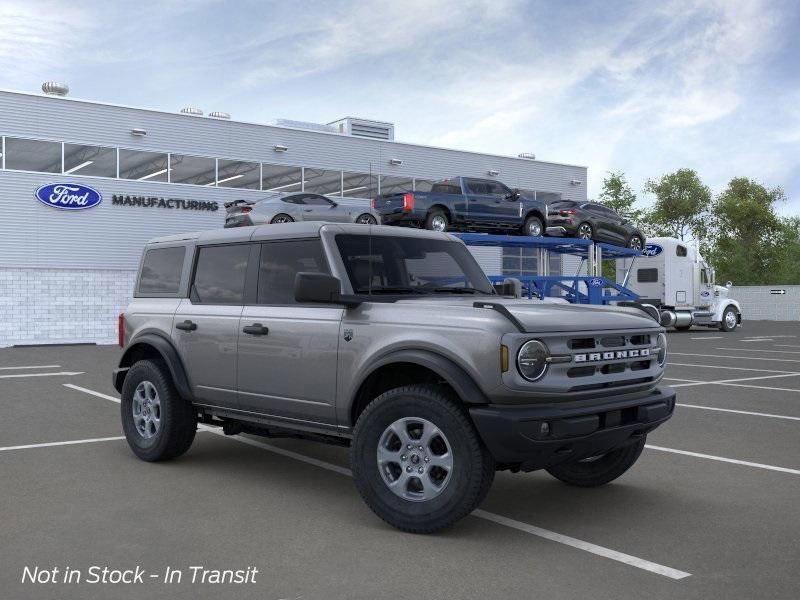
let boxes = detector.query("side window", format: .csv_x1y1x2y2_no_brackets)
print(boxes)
304,195,334,206
486,181,511,197
191,245,250,305
282,195,304,205
258,240,329,305
676,245,688,257
701,269,709,284
637,268,659,283
137,246,185,296
466,180,489,195
430,181,461,194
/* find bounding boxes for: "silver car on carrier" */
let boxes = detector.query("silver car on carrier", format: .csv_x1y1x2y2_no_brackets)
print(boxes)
225,192,381,228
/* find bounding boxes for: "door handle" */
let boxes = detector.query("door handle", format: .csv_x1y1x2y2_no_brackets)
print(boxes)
242,323,269,336
176,320,197,332
304,208,313,212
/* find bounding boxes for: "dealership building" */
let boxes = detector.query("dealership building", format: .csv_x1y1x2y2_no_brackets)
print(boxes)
0,84,588,346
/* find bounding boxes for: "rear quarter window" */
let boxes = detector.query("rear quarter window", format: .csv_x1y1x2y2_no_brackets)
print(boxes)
137,246,186,296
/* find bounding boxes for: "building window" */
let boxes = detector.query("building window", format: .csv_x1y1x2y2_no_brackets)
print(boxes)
4,137,61,173
217,159,260,189
379,175,413,196
304,168,342,196
341,171,377,198
119,149,169,182
63,144,117,177
262,164,302,192
170,154,216,186
413,178,436,192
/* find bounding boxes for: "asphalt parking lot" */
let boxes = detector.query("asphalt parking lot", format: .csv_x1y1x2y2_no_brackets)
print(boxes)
2,321,799,600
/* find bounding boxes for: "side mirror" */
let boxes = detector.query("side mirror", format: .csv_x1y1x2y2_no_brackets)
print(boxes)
726,281,732,288
295,272,360,307
329,201,338,208
505,189,520,201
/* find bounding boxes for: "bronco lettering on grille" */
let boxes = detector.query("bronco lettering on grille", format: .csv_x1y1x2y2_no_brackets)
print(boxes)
573,348,651,363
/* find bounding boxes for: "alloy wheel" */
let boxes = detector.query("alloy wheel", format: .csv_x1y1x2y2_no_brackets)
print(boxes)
430,215,447,232
377,417,453,502
578,224,592,239
357,214,377,225
629,236,643,250
132,381,161,439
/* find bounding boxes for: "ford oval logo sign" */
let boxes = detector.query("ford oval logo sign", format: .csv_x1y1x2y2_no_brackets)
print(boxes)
641,243,663,257
588,277,604,287
35,183,102,210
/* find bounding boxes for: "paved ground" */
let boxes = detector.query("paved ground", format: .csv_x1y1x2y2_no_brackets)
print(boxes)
1,321,799,600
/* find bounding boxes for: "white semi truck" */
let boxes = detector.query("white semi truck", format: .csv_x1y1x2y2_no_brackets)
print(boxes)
615,237,742,332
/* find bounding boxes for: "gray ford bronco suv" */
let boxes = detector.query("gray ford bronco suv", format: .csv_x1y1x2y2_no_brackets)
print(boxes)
114,222,675,533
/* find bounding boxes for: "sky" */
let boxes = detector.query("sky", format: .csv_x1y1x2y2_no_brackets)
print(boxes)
1,0,799,212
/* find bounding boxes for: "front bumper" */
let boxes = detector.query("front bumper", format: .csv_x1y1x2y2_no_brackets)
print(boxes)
469,386,675,471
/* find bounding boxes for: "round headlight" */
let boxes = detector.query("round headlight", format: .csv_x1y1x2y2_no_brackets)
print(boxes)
517,340,550,381
656,332,668,366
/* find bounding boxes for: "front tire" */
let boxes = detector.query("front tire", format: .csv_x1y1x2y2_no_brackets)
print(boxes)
720,306,738,332
628,235,644,251
121,359,197,462
270,213,294,224
545,437,646,487
351,384,494,533
356,213,377,225
576,222,593,240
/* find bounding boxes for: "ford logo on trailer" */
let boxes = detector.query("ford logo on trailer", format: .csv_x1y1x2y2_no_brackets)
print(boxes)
641,243,663,257
35,183,102,210
588,277,604,287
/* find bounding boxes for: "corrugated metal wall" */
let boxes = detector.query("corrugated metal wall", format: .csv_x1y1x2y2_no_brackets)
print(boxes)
729,286,800,321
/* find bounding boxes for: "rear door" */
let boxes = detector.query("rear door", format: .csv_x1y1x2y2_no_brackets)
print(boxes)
463,179,495,225
173,243,253,407
236,238,342,427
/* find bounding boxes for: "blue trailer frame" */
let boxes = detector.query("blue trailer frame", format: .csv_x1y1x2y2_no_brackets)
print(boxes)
454,233,642,305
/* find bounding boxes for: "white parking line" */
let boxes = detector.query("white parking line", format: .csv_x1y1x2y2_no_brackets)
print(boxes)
0,371,84,379
689,336,724,340
677,403,800,422
670,352,800,363
668,362,800,374
739,338,773,342
775,344,800,349
64,383,120,403
716,347,800,354
472,510,691,580
646,445,800,476
61,384,691,580
666,373,800,388
0,364,61,371
0,436,125,452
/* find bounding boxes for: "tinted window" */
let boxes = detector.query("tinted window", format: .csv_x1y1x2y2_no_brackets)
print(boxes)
676,245,688,257
282,194,305,204
5,138,61,173
335,235,494,294
64,144,117,177
303,194,333,206
637,268,659,283
119,149,168,182
170,154,215,186
485,181,511,196
138,247,185,295
258,240,329,304
431,181,462,195
466,180,492,195
191,245,250,305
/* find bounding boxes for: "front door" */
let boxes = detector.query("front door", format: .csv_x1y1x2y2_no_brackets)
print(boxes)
463,179,495,226
236,238,342,427
299,194,349,223
173,243,252,407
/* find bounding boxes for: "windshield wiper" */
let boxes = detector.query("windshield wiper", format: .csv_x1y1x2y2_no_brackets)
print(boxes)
428,287,487,294
354,286,427,295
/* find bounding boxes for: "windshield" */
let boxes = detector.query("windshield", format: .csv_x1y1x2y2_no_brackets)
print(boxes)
335,234,495,296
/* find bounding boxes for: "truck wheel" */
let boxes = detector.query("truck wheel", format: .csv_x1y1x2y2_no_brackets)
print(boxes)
424,210,449,232
720,306,738,332
545,436,646,487
121,359,197,462
522,215,543,237
351,384,494,533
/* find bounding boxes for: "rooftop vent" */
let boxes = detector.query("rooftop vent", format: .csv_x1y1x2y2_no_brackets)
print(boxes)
269,119,337,134
518,152,536,160
328,117,395,141
208,111,230,119
42,82,69,96
180,106,203,116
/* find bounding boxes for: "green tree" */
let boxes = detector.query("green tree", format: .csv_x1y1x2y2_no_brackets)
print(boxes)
598,171,641,221
642,169,711,241
708,178,787,285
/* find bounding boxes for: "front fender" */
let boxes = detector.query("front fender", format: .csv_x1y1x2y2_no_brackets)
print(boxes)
713,299,742,322
113,332,193,399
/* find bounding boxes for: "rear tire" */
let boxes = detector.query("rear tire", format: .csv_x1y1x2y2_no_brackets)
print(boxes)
522,215,543,237
576,222,593,240
356,213,377,225
270,213,294,224
628,235,644,251
546,437,646,487
351,384,494,533
121,359,196,462
424,209,449,232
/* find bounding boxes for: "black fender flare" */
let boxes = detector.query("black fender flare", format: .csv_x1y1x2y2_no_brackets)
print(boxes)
523,208,546,225
352,348,489,412
113,332,193,399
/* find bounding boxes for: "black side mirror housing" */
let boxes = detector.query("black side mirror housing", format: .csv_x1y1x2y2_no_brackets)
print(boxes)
294,272,360,307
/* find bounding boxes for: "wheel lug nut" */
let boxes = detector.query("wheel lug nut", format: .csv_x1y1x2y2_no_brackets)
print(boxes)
406,466,413,473
418,445,423,451
407,444,413,450
418,467,424,474
424,456,430,463
401,455,407,461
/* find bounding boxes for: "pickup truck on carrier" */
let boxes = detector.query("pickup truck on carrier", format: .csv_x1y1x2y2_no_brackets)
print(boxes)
373,176,550,236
